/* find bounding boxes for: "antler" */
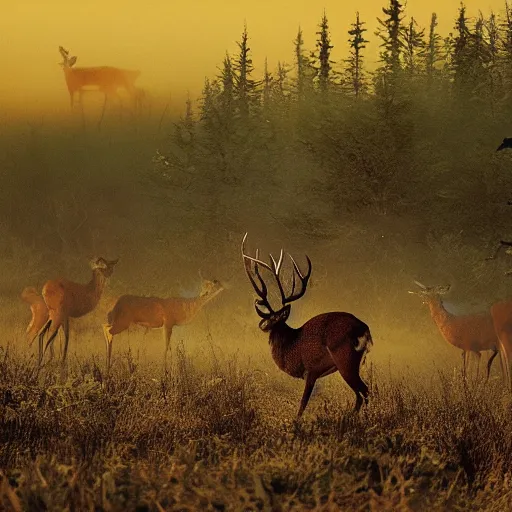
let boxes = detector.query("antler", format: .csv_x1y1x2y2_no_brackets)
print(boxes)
242,233,274,319
241,233,312,312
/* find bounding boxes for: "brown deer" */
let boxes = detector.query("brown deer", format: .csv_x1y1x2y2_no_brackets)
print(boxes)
409,281,500,381
36,257,119,366
103,277,224,371
241,233,373,418
58,46,140,116
490,300,512,392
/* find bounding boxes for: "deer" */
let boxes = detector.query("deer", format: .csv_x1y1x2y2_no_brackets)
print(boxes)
490,300,512,392
102,276,224,372
35,257,119,367
58,46,140,116
241,233,373,418
409,281,501,381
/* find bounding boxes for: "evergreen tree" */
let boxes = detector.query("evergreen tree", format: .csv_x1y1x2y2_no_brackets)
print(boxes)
312,11,334,93
219,53,235,122
451,4,472,95
294,26,315,102
262,57,273,108
234,23,260,119
425,13,444,86
376,0,405,78
403,17,426,77
345,11,369,98
275,61,290,98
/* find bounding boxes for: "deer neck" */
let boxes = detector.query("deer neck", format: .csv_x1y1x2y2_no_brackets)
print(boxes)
427,298,453,331
269,321,300,347
86,269,107,305
268,321,304,379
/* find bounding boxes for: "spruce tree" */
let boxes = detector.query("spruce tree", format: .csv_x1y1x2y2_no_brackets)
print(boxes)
312,11,334,94
376,0,405,79
451,3,472,96
425,13,444,86
345,11,369,98
234,23,260,119
403,17,426,78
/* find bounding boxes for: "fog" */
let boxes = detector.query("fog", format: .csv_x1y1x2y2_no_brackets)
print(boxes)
0,0,504,116
2,0,512,380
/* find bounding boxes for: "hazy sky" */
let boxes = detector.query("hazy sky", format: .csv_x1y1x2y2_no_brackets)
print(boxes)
0,0,504,114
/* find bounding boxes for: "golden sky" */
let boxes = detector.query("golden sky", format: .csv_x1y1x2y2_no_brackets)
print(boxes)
0,0,504,114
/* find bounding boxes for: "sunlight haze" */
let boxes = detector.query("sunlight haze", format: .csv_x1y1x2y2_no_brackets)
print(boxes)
0,0,504,115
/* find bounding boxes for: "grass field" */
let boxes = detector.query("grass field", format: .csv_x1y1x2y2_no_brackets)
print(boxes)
0,321,511,511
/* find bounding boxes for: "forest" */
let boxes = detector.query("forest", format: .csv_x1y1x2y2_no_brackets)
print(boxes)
1,0,512,509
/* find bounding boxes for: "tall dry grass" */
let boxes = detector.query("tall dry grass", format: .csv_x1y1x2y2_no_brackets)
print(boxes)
0,340,511,511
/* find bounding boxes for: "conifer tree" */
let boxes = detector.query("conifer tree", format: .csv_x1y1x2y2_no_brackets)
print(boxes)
376,0,405,79
312,11,334,94
403,17,426,77
234,23,260,119
345,11,369,98
451,4,472,95
425,13,444,86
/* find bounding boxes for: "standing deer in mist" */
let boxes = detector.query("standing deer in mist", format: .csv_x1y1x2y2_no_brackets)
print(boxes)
35,257,119,367
241,233,373,418
58,46,140,126
409,281,501,381
103,276,224,373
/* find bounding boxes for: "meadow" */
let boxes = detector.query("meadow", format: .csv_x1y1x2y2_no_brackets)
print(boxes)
5,4,512,505
0,111,511,510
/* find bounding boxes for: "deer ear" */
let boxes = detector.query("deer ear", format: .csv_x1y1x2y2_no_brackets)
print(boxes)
69,56,77,66
109,258,119,266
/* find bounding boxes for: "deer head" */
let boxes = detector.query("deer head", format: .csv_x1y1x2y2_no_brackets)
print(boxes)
241,233,312,332
408,280,451,304
199,277,224,299
90,257,119,277
58,46,77,68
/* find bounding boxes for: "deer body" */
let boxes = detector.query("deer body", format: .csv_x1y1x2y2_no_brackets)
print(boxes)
103,279,224,371
411,282,500,380
242,234,373,417
62,66,140,106
58,47,140,111
37,258,118,366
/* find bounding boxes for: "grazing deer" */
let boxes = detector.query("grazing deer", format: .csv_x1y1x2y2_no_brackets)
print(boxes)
103,277,224,371
36,257,119,366
409,281,500,381
241,233,373,418
58,46,140,109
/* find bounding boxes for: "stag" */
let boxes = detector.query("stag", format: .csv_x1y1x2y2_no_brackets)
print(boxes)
241,233,373,418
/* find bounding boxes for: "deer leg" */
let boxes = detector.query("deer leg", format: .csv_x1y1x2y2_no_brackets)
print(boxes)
60,317,70,365
328,346,369,412
102,324,114,375
486,348,498,382
163,325,173,369
37,319,52,366
297,372,319,418
462,351,468,382
98,93,108,130
474,351,481,382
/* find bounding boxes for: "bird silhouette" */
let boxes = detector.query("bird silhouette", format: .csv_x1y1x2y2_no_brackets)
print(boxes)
497,137,512,151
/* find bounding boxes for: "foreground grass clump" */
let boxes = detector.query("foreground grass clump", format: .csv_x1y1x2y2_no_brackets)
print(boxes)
0,346,511,511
